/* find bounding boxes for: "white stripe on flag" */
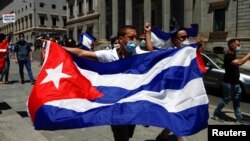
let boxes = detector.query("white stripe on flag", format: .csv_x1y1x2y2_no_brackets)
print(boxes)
44,78,208,113
77,47,196,89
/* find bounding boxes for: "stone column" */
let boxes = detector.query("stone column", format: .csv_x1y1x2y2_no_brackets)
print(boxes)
125,0,132,25
99,0,106,40
144,0,151,24
112,0,118,35
184,0,193,27
162,0,171,31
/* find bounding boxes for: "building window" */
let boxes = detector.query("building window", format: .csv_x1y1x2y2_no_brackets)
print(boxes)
25,18,28,28
52,17,57,26
214,9,225,31
52,4,56,9
78,1,83,15
40,3,45,7
30,16,32,27
63,6,67,10
22,19,24,30
15,23,17,32
77,28,83,41
63,17,67,27
88,0,94,12
69,5,74,17
86,24,94,35
69,30,74,38
40,16,45,25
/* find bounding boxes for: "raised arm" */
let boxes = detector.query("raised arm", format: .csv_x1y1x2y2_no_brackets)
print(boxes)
232,51,250,66
63,46,98,61
144,23,153,52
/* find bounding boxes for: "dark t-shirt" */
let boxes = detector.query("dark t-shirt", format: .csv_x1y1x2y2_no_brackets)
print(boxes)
223,53,239,84
14,40,31,60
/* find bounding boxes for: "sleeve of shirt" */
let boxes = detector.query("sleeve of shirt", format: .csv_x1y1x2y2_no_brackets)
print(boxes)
95,49,119,63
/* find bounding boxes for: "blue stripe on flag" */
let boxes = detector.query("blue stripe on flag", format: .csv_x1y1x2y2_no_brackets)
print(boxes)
151,27,171,40
71,45,197,75
34,101,208,136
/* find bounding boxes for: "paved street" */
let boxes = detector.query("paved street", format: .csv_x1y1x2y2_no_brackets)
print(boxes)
0,53,250,141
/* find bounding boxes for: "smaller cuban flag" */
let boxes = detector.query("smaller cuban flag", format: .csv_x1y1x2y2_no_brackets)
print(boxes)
151,24,199,49
0,37,9,72
28,41,208,136
78,32,96,50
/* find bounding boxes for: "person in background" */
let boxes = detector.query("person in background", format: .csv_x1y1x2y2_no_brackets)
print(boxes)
139,32,147,50
170,27,190,48
0,32,12,84
40,36,58,66
64,37,76,48
14,33,35,84
108,35,119,50
64,24,151,141
212,39,250,125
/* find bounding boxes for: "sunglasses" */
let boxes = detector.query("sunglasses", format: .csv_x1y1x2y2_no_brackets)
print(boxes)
178,35,188,41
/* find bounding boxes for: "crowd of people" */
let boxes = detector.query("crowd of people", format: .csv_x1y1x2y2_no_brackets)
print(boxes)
1,21,250,141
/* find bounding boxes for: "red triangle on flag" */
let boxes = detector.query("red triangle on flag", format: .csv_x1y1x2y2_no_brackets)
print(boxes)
28,42,103,122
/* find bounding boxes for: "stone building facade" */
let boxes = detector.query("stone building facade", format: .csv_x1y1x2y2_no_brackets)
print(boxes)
66,0,250,54
0,0,67,47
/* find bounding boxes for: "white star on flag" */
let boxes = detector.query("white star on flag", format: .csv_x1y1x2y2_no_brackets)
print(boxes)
41,62,71,89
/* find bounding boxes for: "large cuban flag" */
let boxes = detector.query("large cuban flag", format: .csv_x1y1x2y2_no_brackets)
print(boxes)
27,41,208,136
151,24,199,49
78,32,96,50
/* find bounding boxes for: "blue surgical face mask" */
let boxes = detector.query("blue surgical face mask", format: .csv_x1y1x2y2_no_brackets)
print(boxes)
140,39,146,48
125,41,137,52
235,46,241,52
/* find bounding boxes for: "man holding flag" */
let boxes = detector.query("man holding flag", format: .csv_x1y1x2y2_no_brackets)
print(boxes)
63,24,151,141
28,23,208,141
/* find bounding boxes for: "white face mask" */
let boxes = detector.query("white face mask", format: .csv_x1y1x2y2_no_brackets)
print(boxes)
180,39,191,48
113,44,120,49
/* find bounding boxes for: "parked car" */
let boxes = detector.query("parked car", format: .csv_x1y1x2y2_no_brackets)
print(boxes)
201,52,250,99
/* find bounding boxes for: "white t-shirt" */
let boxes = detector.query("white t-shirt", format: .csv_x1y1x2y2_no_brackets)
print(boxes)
95,46,149,63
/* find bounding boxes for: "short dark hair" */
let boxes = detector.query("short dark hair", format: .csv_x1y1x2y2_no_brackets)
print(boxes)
110,35,117,44
171,27,186,41
19,33,24,38
228,39,239,47
117,25,137,37
65,37,76,47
